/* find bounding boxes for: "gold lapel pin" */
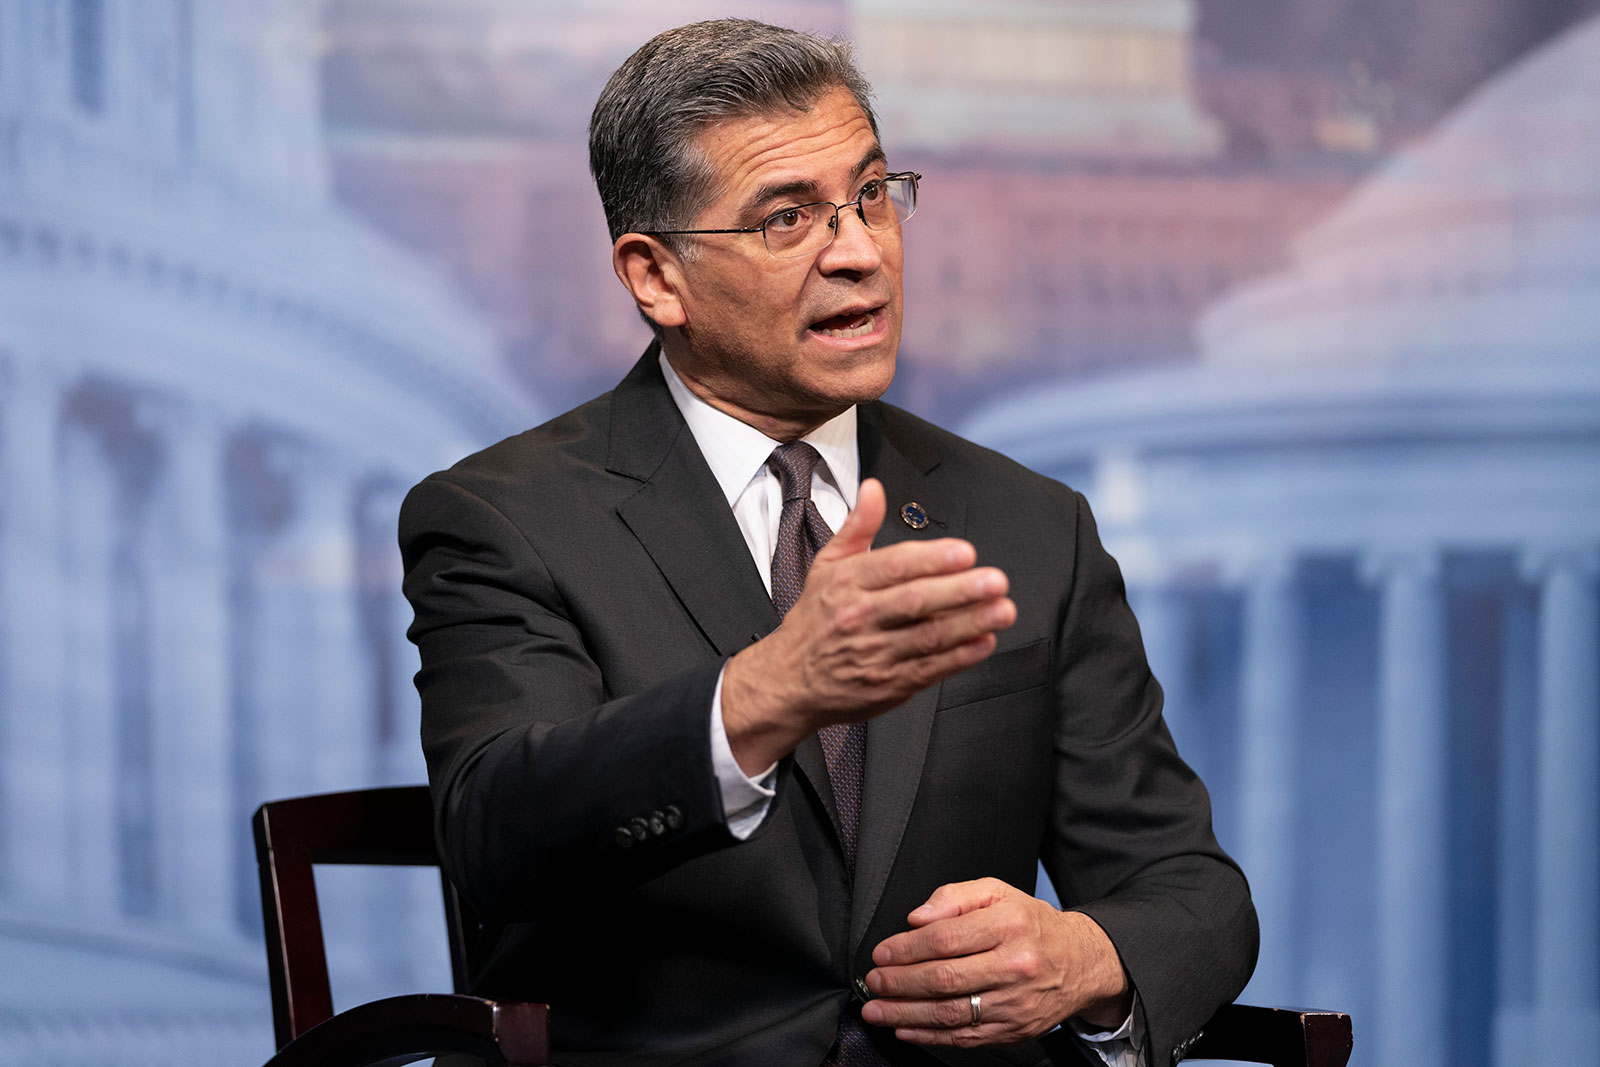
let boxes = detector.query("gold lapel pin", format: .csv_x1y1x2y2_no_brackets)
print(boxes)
900,502,929,530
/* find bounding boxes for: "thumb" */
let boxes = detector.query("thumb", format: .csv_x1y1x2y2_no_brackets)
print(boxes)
817,477,885,562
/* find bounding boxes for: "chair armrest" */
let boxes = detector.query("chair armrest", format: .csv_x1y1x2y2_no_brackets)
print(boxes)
261,993,550,1067
1186,1002,1353,1067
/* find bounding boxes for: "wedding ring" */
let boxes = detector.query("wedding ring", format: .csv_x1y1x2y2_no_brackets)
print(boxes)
969,992,982,1027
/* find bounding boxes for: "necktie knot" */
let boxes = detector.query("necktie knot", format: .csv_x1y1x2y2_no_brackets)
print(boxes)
769,441,823,503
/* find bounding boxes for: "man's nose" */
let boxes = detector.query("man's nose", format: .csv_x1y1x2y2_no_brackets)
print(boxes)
815,205,884,274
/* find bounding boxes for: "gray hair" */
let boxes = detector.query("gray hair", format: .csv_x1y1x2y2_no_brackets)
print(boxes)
589,18,879,254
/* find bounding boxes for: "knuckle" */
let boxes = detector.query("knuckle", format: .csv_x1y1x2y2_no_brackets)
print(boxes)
933,999,966,1027
895,585,930,620
930,961,963,994
910,652,948,687
877,551,910,584
831,601,865,635
859,662,894,689
909,621,944,658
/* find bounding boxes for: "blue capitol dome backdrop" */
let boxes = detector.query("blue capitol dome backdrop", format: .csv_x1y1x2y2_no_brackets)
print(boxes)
968,15,1600,1066
0,1,1596,1065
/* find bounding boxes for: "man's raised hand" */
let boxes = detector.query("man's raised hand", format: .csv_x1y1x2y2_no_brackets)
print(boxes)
721,478,1015,774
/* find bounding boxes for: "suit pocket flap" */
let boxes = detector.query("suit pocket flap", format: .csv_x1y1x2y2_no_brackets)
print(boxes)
938,638,1050,709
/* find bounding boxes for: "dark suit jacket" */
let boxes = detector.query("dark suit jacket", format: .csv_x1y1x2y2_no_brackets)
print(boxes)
399,348,1257,1067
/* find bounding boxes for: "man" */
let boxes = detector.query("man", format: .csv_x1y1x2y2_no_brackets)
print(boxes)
400,19,1255,1067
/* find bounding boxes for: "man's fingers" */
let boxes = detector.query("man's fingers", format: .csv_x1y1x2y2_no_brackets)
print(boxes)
907,878,1015,927
848,537,978,591
865,951,1012,1001
862,989,1003,1031
816,477,885,562
888,595,1015,656
867,568,1010,630
872,907,1004,968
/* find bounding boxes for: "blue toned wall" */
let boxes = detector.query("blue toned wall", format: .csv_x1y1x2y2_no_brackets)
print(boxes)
0,2,1595,1065
0,0,533,1060
968,18,1600,1064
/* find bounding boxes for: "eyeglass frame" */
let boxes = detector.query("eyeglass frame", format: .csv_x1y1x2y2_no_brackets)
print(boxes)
642,171,922,258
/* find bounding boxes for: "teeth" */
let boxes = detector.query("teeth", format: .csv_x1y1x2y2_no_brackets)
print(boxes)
814,312,875,339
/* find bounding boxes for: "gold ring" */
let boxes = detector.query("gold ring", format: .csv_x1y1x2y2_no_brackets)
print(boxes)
969,992,982,1027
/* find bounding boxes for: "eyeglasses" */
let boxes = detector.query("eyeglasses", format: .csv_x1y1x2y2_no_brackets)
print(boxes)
647,172,921,260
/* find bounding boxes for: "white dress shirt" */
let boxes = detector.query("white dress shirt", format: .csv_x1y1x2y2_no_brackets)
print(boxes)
658,354,1144,1067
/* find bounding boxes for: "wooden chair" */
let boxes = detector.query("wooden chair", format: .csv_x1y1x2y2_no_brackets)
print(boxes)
253,786,1351,1067
253,786,550,1066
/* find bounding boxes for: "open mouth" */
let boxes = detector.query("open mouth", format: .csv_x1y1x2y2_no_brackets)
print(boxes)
809,309,878,339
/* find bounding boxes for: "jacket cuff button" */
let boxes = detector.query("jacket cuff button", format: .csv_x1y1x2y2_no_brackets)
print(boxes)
614,827,635,848
663,804,684,830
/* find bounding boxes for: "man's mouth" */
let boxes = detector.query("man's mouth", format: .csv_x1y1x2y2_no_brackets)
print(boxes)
809,309,878,339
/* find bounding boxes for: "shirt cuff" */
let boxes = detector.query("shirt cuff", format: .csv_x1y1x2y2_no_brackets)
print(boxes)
709,664,777,839
1069,991,1145,1067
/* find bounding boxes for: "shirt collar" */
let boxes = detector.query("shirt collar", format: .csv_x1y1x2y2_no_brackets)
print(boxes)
659,352,860,508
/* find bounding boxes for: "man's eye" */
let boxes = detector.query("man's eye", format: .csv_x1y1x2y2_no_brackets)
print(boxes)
859,180,885,203
766,206,811,232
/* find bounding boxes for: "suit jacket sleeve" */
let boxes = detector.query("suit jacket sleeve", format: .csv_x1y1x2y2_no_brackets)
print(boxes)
1043,490,1258,1067
400,471,739,920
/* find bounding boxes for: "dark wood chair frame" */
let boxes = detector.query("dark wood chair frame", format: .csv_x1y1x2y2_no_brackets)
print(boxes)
253,786,1352,1067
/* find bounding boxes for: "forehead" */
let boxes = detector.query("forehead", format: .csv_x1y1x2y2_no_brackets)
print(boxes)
693,88,882,208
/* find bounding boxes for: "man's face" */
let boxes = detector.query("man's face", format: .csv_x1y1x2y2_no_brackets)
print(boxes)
662,88,903,437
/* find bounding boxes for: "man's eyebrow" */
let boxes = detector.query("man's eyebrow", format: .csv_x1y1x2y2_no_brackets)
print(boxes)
851,145,888,183
740,178,822,221
738,145,890,221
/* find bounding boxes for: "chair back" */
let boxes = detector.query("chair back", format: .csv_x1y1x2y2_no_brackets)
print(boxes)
252,786,481,1050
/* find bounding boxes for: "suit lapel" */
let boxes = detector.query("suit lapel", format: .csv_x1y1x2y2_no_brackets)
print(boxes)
608,361,965,913
609,350,838,825
850,405,967,949
610,349,779,659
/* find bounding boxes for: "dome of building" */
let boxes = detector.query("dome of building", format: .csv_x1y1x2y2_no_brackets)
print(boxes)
1198,13,1600,378
964,13,1600,557
963,18,1600,1067
854,0,1222,159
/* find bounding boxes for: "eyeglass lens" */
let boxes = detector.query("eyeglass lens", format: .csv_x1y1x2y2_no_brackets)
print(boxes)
763,176,918,259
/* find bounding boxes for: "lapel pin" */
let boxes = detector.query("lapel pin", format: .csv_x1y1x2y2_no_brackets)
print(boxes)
899,501,929,530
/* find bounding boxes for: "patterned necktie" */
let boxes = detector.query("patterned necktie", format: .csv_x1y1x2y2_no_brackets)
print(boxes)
767,442,866,869
766,444,887,1067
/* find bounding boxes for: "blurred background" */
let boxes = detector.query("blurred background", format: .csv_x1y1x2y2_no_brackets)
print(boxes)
1,1,1596,1065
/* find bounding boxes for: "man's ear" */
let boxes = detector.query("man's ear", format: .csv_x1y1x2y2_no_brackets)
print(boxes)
613,234,687,329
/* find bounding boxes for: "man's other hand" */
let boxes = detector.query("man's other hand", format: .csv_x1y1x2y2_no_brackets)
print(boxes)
722,478,1015,773
860,878,1133,1047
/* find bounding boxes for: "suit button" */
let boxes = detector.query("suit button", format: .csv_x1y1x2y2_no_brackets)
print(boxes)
628,817,649,841
852,976,871,1001
648,811,667,836
663,805,684,830
614,827,634,848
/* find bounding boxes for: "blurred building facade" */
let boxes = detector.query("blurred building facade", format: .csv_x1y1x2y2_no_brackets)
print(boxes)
322,0,852,409
0,0,532,1061
966,18,1600,1067
0,2,1594,1066
321,0,1386,418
